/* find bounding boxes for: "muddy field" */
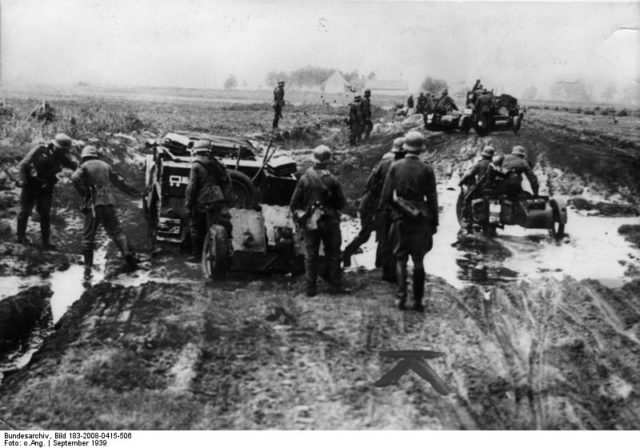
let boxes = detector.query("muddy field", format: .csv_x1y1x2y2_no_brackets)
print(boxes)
1,91,639,430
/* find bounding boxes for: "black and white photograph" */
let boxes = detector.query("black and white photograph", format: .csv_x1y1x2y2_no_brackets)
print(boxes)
0,0,639,435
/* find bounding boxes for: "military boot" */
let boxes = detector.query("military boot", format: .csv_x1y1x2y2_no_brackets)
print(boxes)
395,261,408,310
115,235,138,273
16,215,30,245
412,268,426,312
83,249,94,280
41,216,56,250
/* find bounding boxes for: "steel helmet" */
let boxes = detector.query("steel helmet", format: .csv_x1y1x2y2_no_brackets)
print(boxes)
364,88,371,95
278,80,285,86
402,131,425,153
442,88,448,95
52,133,72,150
481,145,495,158
313,145,332,162
81,145,99,159
391,137,405,153
354,95,362,101
512,145,526,157
192,140,211,154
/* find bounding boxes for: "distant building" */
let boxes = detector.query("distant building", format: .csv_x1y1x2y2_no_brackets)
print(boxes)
322,71,351,94
365,79,409,96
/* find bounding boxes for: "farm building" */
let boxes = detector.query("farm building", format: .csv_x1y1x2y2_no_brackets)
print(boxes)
322,71,351,94
365,79,409,96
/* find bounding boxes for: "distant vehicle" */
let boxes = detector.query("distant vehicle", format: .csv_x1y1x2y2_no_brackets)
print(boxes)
465,92,524,136
143,131,305,277
456,185,567,240
424,109,473,133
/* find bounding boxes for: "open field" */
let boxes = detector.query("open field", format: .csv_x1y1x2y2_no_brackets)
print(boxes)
1,87,639,429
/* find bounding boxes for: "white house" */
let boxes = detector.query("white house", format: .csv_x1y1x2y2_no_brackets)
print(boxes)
322,71,350,94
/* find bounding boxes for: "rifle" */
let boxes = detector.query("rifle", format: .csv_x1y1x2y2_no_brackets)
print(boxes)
251,138,274,182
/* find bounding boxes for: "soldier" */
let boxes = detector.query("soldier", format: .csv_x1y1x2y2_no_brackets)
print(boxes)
435,88,458,114
474,88,494,120
407,94,415,109
360,89,373,140
16,133,78,249
290,145,348,297
416,92,427,115
347,95,363,146
272,80,286,129
499,145,539,198
343,137,406,282
184,141,232,263
71,146,138,278
379,131,438,312
459,145,496,233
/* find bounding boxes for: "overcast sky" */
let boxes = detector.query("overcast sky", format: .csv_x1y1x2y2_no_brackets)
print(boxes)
1,0,639,96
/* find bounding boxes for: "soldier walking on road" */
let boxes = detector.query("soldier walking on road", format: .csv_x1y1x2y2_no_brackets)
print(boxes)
71,146,138,279
360,89,373,140
379,131,438,312
347,95,364,146
272,81,286,129
343,137,406,284
290,146,349,297
16,133,78,249
184,141,233,263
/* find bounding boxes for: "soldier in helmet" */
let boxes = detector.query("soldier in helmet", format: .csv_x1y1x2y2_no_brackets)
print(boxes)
379,131,438,312
499,145,539,198
458,145,497,233
290,145,348,297
360,89,373,140
416,92,427,115
16,133,78,249
184,140,232,263
71,145,139,278
435,88,458,115
347,95,364,146
272,80,286,129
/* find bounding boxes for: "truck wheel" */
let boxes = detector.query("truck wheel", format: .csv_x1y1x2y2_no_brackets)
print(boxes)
549,200,566,240
228,170,259,209
146,195,159,245
202,224,231,279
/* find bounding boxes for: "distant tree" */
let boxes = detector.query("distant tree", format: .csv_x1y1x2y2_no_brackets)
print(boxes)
523,85,538,100
550,79,591,102
224,74,238,90
421,76,448,94
266,71,289,87
367,71,376,80
601,84,617,102
289,66,334,88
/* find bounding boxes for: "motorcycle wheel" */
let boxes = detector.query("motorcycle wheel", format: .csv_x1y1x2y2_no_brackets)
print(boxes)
202,224,231,279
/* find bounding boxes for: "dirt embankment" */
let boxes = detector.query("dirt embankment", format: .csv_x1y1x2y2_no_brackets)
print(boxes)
1,273,638,430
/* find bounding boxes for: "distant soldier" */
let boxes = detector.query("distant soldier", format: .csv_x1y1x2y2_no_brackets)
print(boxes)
184,141,232,263
407,94,415,109
16,133,77,249
468,80,484,106
474,88,494,118
71,146,139,278
272,81,286,129
459,145,496,233
360,89,373,140
379,131,438,312
343,137,406,283
416,92,427,115
29,100,56,123
499,145,539,198
347,95,363,146
290,145,348,297
435,88,458,114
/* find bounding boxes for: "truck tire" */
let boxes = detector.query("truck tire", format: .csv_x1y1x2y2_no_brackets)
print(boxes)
202,224,231,279
228,170,259,209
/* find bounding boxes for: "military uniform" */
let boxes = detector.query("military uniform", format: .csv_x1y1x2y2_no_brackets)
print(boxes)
379,134,438,311
416,93,426,115
71,147,137,275
17,135,77,248
185,150,232,261
435,92,458,114
500,152,539,197
272,83,286,129
475,91,494,116
348,98,363,146
459,147,496,232
290,150,347,296
360,91,373,140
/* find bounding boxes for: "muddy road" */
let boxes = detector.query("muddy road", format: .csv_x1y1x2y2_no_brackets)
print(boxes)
1,98,639,429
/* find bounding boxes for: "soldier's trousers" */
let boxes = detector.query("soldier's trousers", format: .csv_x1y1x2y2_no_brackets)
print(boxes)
190,205,232,258
343,195,376,260
273,105,283,129
303,218,342,289
361,119,373,139
17,185,53,244
349,124,362,146
391,217,433,303
82,205,130,266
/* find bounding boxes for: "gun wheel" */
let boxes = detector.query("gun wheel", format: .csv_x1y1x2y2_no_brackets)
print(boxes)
202,224,231,279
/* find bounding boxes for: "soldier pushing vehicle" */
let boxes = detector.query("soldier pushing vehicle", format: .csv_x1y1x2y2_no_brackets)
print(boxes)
290,145,349,297
71,145,139,279
498,145,539,198
459,145,496,233
379,131,438,312
16,133,78,249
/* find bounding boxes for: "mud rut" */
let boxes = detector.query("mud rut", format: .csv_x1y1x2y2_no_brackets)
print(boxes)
1,115,640,429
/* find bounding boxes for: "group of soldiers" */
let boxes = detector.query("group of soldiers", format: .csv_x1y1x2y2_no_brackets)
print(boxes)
346,89,374,146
